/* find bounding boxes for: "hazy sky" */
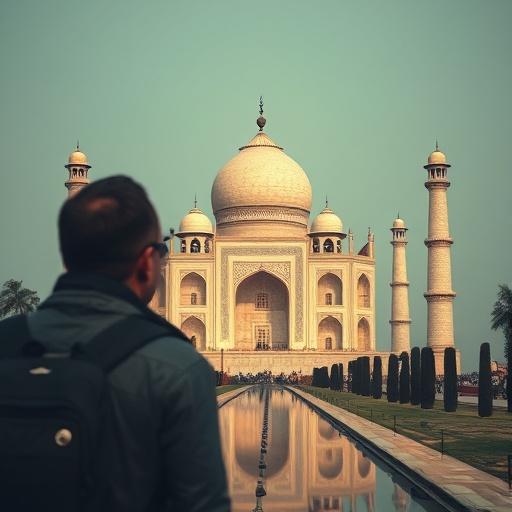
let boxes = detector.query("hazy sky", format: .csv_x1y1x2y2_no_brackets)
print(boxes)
1,1,510,371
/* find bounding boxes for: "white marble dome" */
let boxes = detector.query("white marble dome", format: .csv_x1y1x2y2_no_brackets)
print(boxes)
310,207,343,234
178,207,213,235
211,125,312,237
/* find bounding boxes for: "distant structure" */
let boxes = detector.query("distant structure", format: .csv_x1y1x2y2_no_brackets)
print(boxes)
390,216,410,354
58,105,461,377
423,144,456,370
64,143,90,197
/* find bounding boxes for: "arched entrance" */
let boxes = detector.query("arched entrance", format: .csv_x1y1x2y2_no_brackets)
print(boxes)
317,316,342,350
181,316,206,350
235,271,289,351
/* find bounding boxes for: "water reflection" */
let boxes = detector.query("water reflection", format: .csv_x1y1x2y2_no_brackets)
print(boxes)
219,385,445,512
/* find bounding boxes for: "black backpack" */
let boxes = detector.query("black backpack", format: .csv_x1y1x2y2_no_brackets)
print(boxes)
0,314,189,512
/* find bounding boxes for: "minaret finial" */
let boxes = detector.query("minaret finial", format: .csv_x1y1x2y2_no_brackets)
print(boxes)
194,194,197,209
397,211,400,219
435,139,439,151
325,195,328,208
77,139,80,151
256,96,266,131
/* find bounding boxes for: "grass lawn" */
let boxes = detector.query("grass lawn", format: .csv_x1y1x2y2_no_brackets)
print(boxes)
297,385,512,482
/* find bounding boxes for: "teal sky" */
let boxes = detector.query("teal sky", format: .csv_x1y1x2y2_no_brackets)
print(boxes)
1,1,510,372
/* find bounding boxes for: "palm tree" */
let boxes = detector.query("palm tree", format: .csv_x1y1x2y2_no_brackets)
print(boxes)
491,284,512,412
0,279,40,318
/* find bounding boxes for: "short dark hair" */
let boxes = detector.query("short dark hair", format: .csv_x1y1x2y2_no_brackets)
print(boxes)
59,175,159,280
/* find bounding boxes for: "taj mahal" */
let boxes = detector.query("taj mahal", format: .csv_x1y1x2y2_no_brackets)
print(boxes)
62,101,457,375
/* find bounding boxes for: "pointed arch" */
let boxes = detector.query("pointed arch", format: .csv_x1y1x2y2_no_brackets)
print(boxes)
235,271,289,350
323,238,334,253
180,272,206,305
318,273,342,305
357,317,370,351
190,238,201,253
357,274,370,308
181,316,206,350
318,316,342,350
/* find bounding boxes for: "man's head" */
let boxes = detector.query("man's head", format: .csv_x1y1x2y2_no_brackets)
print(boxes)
59,175,165,302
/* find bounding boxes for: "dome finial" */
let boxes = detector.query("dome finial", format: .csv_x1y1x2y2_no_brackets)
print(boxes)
194,194,197,209
325,195,328,208
76,139,80,151
256,95,266,131
397,211,400,219
435,139,439,151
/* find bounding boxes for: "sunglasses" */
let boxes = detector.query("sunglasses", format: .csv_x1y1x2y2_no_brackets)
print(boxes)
144,242,169,259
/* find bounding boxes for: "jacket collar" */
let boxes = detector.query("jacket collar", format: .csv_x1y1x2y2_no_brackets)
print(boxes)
53,271,146,310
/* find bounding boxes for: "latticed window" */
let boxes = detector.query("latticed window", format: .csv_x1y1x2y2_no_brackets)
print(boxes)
256,293,269,309
325,293,332,306
191,292,197,305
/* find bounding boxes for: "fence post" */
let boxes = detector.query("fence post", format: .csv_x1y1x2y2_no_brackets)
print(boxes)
508,454,512,492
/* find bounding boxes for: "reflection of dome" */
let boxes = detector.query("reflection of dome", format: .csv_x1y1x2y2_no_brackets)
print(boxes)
393,217,405,228
68,149,88,165
211,120,312,237
318,448,343,479
310,208,343,234
427,149,446,165
178,207,213,235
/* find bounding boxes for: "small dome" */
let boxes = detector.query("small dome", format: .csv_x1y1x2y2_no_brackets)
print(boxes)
178,207,213,235
427,149,446,165
393,217,405,228
68,149,88,165
310,207,343,234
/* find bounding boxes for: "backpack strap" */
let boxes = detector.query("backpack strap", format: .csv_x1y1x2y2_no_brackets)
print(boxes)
73,315,191,372
0,314,33,358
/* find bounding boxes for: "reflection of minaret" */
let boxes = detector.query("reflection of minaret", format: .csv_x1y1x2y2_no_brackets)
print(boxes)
390,216,411,354
392,482,409,511
64,142,91,198
423,144,456,366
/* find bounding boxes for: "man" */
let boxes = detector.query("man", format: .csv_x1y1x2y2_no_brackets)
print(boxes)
24,176,230,511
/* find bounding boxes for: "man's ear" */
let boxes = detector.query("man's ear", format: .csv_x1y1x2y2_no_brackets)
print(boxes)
135,247,153,282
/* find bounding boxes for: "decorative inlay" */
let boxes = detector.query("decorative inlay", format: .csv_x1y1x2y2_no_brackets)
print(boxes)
233,262,290,287
221,246,303,342
216,206,309,226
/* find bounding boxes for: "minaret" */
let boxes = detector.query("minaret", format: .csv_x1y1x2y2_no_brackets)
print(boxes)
390,215,411,354
423,144,456,367
64,142,91,198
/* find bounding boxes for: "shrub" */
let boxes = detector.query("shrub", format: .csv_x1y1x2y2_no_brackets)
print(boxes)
421,347,435,409
387,354,399,403
410,347,421,406
399,352,410,404
443,347,458,412
371,356,382,399
330,364,340,391
478,342,493,417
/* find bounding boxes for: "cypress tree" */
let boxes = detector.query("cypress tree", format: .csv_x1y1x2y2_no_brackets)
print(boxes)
347,361,353,393
330,364,340,391
443,347,458,412
410,347,421,406
387,354,399,402
361,356,371,396
355,358,362,395
312,367,319,387
338,363,344,392
399,352,410,404
421,347,436,409
371,356,382,399
318,366,330,388
478,342,493,417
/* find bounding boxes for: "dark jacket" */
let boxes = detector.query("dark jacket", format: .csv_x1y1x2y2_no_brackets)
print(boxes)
26,272,230,512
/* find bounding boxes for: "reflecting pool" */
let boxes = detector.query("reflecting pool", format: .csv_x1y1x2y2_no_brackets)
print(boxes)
219,385,448,512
